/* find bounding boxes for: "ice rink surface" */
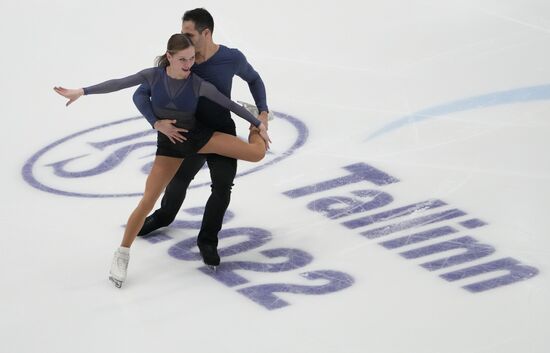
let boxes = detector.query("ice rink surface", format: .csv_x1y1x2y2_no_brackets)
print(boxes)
1,1,549,352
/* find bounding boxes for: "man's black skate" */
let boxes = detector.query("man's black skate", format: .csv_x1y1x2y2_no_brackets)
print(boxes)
137,212,169,236
198,243,220,269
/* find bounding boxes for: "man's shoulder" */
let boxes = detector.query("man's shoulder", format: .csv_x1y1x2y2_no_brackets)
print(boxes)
217,45,246,61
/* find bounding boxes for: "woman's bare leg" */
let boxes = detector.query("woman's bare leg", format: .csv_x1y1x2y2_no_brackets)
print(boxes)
120,156,183,248
198,129,266,162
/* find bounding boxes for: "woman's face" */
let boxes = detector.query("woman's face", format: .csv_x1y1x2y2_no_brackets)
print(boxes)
167,46,196,73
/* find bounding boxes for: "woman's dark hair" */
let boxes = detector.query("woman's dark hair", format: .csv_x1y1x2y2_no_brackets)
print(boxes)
155,33,194,67
182,8,214,34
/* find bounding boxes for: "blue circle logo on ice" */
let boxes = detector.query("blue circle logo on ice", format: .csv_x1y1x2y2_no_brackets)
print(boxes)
365,84,550,141
22,106,308,198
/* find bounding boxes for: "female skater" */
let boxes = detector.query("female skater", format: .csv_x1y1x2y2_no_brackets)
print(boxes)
54,33,270,288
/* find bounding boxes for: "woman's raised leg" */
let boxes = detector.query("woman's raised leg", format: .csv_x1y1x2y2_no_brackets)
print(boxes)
198,129,267,162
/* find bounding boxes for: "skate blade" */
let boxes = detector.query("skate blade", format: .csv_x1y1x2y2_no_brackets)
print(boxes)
205,265,218,272
109,276,123,288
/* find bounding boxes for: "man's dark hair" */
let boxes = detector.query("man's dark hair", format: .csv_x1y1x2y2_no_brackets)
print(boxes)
182,8,214,34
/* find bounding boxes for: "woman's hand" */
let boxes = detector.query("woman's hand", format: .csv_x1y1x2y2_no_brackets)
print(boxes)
154,119,188,144
53,87,84,106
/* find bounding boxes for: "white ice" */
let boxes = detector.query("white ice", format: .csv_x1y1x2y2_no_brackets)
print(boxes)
0,1,549,352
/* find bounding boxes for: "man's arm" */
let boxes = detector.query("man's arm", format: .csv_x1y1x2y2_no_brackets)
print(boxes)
199,80,270,149
234,50,269,125
198,81,262,127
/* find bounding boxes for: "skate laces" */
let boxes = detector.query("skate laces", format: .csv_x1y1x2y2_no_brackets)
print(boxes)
115,252,129,270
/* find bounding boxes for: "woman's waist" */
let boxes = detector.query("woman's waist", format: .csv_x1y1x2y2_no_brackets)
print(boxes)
154,108,197,128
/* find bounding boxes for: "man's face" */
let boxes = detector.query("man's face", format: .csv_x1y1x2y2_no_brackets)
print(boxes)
181,20,204,48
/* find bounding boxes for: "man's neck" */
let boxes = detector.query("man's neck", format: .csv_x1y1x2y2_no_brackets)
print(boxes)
196,42,219,64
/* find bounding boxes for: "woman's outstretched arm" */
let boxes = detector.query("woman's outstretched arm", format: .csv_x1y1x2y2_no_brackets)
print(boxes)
53,87,84,106
54,68,156,106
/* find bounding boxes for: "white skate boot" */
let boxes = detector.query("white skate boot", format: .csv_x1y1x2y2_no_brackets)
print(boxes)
109,247,130,288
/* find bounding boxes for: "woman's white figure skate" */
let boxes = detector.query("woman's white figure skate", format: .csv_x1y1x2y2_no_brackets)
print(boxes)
109,247,130,288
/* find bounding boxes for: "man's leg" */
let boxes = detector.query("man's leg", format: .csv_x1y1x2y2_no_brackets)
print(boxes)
138,153,207,235
196,153,237,265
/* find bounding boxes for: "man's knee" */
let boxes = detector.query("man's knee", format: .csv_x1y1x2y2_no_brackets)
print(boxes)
153,209,177,225
211,182,233,202
167,172,194,191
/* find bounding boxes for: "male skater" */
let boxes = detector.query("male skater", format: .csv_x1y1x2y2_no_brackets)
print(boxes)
134,8,269,267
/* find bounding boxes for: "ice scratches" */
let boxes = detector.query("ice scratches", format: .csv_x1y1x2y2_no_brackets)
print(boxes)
363,209,467,239
380,226,458,249
307,190,394,220
237,270,354,310
440,258,540,293
342,199,447,230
